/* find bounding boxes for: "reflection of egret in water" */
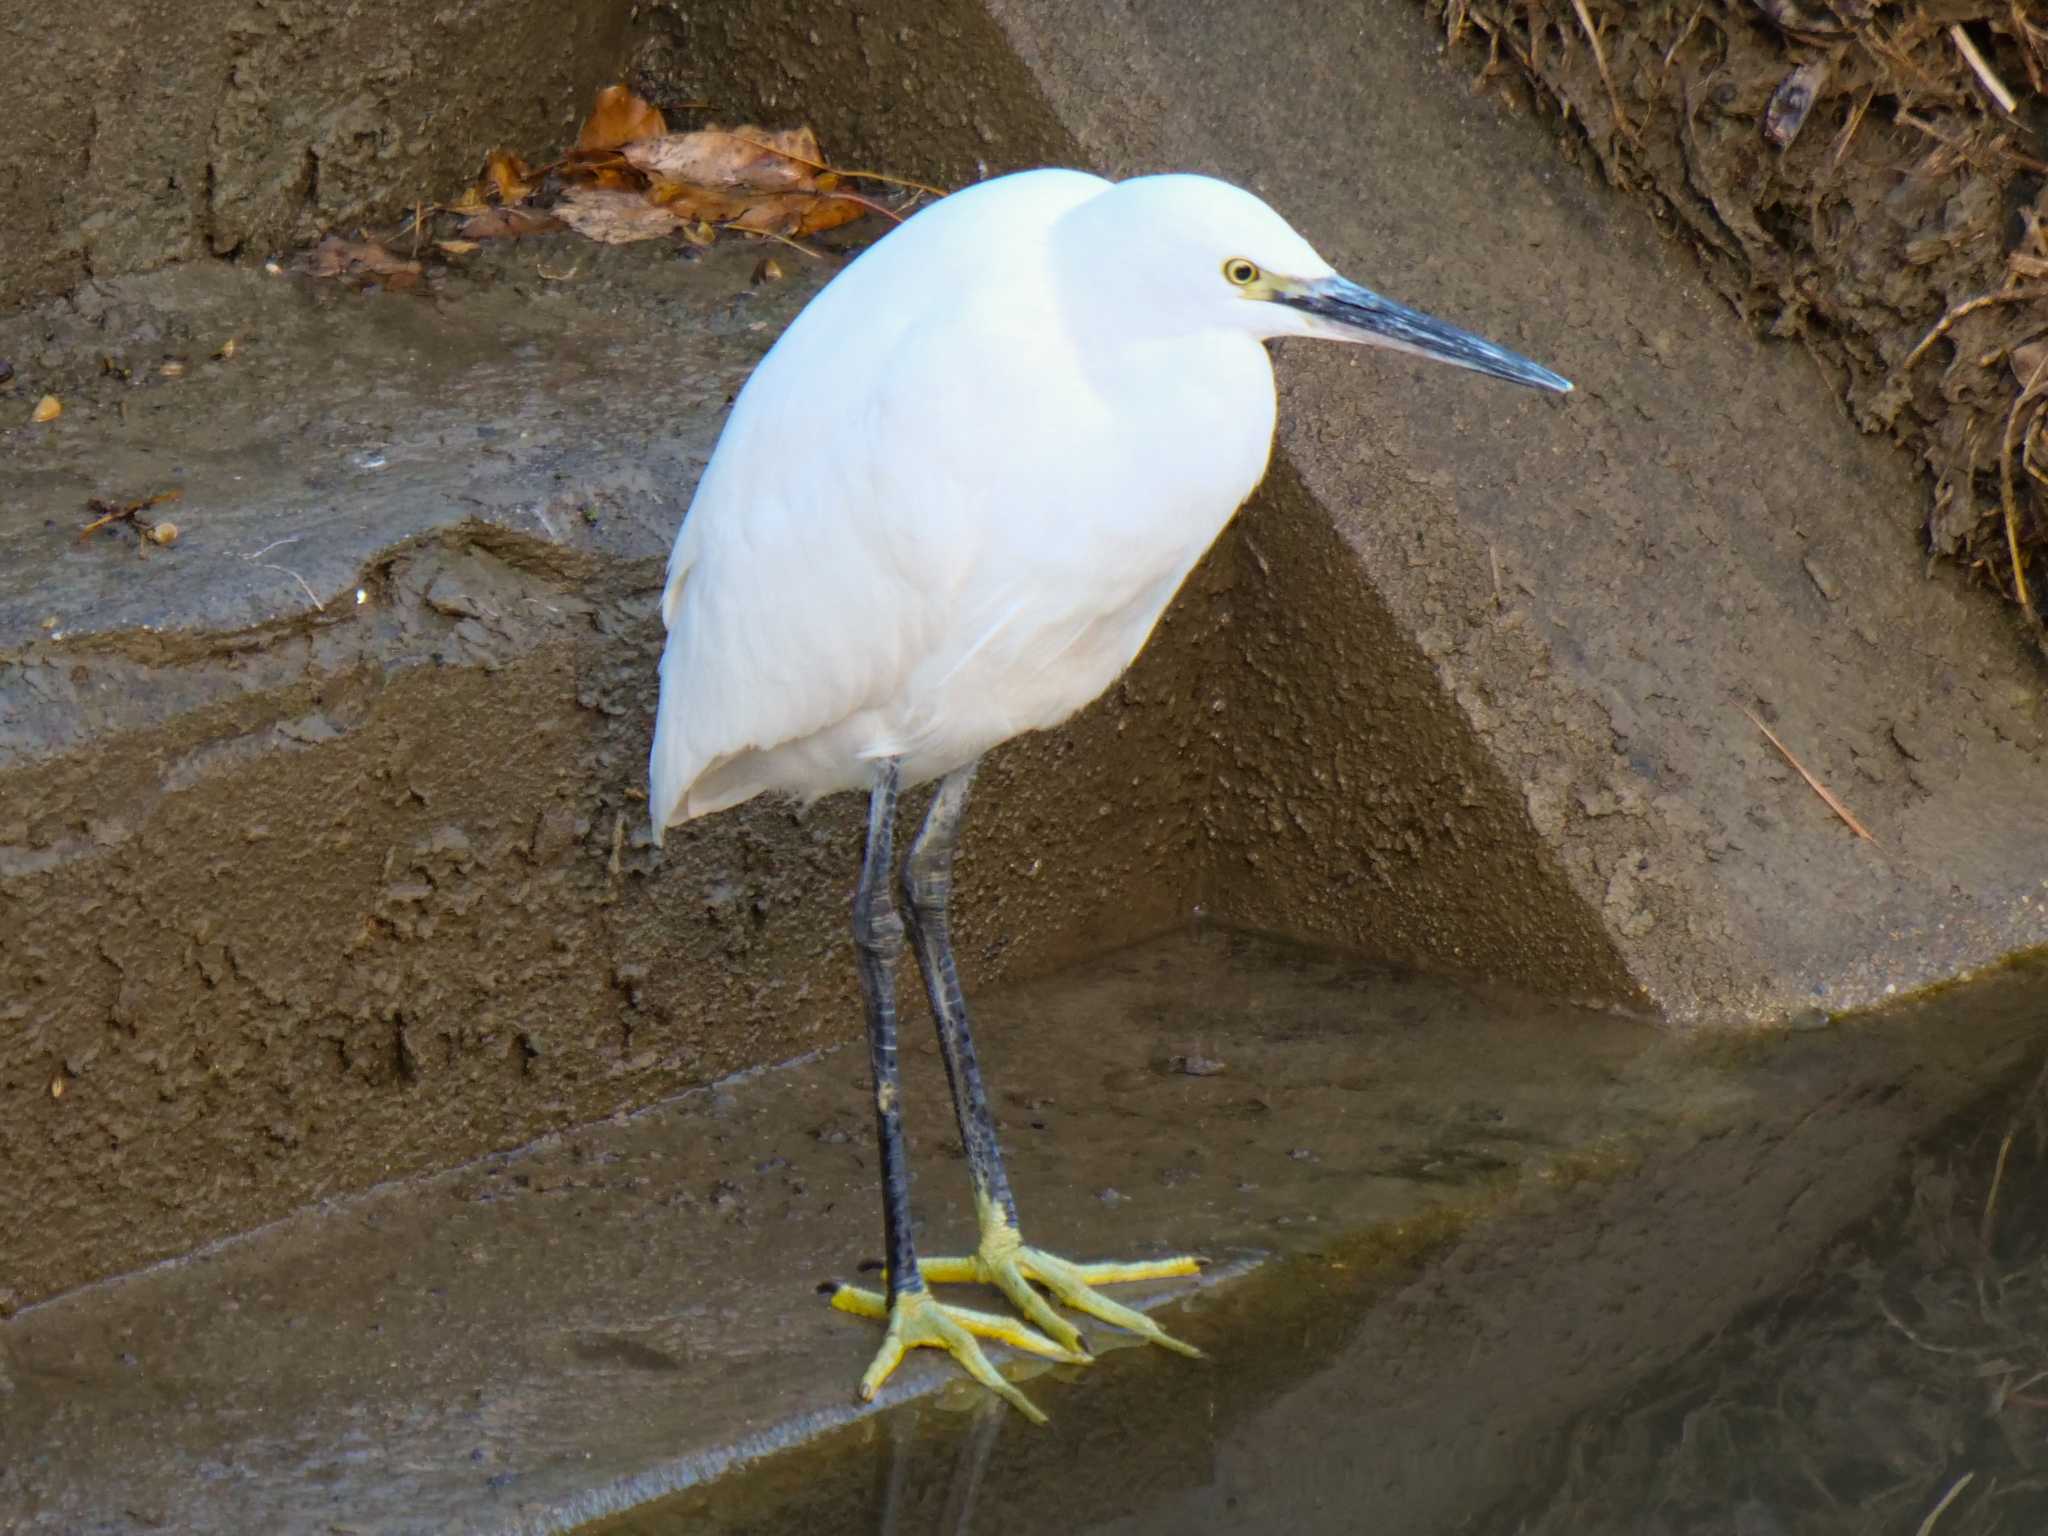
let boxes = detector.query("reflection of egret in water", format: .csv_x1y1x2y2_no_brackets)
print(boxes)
875,1399,1007,1536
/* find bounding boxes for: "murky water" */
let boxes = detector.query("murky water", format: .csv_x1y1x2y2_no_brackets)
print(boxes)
576,958,2048,1536
7,930,2043,1535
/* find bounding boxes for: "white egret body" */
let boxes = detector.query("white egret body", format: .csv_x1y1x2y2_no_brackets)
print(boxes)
647,169,1570,1420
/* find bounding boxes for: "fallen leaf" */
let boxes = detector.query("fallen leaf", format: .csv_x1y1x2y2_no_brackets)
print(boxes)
486,149,537,204
306,234,425,281
31,394,61,423
458,206,565,241
436,239,480,255
624,127,817,191
448,182,491,216
577,84,667,152
213,337,238,360
744,190,871,237
553,187,686,245
645,176,754,224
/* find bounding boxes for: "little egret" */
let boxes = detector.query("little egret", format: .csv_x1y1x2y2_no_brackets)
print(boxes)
650,169,1569,1421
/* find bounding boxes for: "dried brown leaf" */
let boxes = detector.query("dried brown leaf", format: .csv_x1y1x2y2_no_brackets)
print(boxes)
306,234,424,280
645,177,753,223
624,128,817,191
436,239,481,256
728,189,869,238
486,149,537,204
577,84,667,152
553,187,687,245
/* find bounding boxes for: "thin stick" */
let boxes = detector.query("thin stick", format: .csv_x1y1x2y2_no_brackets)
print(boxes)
1999,353,2047,623
1830,87,1874,167
1914,1471,1975,1536
1950,24,2018,114
1898,287,2048,375
1739,704,1878,844
1570,0,1635,141
722,132,949,199
1981,1130,2016,1252
1877,1298,1961,1354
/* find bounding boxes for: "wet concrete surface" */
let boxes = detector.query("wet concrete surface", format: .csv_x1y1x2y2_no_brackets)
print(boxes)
4,927,2042,1535
582,1027,2048,1536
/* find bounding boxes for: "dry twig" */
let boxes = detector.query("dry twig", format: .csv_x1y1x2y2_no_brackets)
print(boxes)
1949,24,2018,115
1998,352,2048,623
1569,0,1637,141
1913,1470,1974,1536
1740,704,1877,844
1898,287,2048,376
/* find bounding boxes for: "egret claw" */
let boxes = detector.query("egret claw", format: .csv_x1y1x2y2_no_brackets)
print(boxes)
922,1241,1206,1358
826,1283,1084,1424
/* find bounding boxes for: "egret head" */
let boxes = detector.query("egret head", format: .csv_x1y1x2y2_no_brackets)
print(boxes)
1074,174,1571,394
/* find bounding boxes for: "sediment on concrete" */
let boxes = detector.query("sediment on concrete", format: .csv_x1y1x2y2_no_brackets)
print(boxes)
0,238,1216,1308
0,0,634,310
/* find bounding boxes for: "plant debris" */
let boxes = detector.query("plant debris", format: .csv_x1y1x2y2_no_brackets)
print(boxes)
1741,702,1878,843
30,394,61,424
80,489,182,549
302,84,922,289
1432,1,2048,629
303,234,425,289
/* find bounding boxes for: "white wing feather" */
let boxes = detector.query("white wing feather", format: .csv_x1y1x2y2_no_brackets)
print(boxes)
649,171,1114,838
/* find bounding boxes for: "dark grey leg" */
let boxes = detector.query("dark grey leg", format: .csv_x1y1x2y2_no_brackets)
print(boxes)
898,761,1021,1233
895,758,1205,1361
831,760,1076,1424
853,757,924,1304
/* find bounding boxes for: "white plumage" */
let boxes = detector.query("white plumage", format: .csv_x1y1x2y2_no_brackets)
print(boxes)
650,169,1568,839
642,165,1572,1421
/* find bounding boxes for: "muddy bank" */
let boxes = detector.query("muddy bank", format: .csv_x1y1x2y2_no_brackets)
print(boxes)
1426,0,2048,631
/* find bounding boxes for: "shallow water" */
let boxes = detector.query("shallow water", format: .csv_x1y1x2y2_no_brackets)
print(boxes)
578,956,2048,1536
6,930,2043,1535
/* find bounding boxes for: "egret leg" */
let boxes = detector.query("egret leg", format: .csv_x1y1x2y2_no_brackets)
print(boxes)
824,758,1081,1425
901,762,1205,1358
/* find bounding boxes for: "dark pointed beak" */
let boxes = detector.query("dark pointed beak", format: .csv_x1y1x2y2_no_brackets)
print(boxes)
1278,275,1572,394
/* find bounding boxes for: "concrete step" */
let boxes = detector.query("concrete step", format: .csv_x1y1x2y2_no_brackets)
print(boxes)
0,235,1210,1308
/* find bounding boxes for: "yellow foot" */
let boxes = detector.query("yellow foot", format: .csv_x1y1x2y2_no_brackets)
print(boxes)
824,1283,1084,1424
920,1235,1207,1360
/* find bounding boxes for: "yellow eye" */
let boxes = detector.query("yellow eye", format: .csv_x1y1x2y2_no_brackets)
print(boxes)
1223,258,1260,287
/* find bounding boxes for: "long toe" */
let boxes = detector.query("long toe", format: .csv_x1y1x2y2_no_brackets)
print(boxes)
1019,1247,1208,1358
823,1283,1082,1424
982,1255,1091,1359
